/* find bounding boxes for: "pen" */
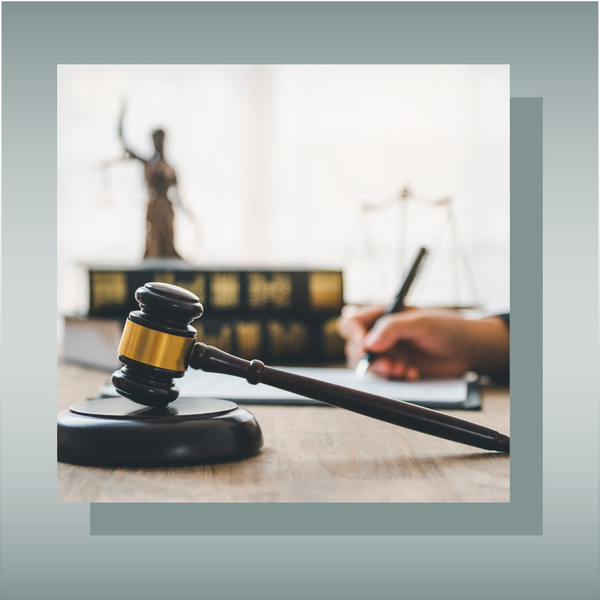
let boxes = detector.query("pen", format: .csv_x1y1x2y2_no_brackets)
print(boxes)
355,246,428,378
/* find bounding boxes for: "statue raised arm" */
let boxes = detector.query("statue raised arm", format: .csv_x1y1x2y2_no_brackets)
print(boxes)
118,104,182,260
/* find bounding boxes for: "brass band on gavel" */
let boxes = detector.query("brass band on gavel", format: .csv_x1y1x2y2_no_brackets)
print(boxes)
118,320,195,372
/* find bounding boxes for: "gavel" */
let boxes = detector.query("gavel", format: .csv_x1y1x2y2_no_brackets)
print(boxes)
112,282,510,453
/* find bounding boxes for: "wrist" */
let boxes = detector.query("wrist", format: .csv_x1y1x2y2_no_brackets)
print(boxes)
467,317,510,376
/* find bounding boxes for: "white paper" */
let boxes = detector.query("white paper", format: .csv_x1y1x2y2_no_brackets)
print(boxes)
169,367,470,405
101,367,473,406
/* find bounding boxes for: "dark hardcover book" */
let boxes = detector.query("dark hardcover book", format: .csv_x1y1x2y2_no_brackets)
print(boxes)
63,314,345,370
88,265,344,318
192,316,344,365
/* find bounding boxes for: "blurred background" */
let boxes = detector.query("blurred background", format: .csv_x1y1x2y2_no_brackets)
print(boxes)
58,64,509,361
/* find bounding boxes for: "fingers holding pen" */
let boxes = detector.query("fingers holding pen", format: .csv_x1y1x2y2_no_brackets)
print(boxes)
338,307,426,378
363,313,423,352
362,313,425,380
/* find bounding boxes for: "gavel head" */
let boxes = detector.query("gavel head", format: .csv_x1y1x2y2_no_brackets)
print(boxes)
112,282,203,408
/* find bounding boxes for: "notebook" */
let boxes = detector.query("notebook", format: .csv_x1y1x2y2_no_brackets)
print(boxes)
99,368,481,410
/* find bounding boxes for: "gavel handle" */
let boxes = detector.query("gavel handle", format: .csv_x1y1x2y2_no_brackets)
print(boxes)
189,343,509,453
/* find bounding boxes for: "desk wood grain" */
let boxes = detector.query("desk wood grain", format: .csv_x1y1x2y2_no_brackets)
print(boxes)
57,361,510,503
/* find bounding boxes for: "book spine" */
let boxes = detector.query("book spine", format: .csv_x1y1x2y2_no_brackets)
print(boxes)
89,269,344,317
192,317,345,365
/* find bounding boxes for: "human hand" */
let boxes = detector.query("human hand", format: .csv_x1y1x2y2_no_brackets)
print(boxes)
337,304,386,366
337,306,509,380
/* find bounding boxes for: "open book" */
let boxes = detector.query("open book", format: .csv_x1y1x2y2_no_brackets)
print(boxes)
100,367,481,410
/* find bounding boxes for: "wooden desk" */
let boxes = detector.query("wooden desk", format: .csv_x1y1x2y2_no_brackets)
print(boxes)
57,361,510,503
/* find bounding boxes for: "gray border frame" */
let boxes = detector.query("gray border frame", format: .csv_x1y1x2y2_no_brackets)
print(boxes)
2,2,598,597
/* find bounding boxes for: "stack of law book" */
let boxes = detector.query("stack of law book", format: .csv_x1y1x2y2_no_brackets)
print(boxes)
63,264,346,370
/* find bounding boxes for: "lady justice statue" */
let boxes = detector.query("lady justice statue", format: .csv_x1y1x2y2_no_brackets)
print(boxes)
118,104,184,260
